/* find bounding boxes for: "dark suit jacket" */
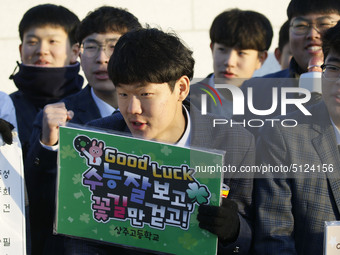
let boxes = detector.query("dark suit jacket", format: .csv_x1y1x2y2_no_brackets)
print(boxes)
254,101,340,255
25,85,102,255
87,101,256,255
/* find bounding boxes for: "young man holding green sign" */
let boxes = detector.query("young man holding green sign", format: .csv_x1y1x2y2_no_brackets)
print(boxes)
87,28,255,254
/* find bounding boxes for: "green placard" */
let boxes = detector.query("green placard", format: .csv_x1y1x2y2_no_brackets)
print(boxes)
56,125,223,255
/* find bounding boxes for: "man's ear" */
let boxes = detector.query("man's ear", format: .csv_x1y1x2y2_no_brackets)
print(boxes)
274,48,282,64
210,42,214,52
259,50,268,65
256,50,268,69
19,44,23,61
176,75,190,101
70,43,80,64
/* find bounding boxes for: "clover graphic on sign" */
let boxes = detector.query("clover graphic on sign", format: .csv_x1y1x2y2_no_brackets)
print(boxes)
186,182,209,205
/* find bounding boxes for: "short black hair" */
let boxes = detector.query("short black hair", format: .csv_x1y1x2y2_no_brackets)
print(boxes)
287,0,340,21
19,4,80,45
108,28,195,91
76,6,142,44
322,21,340,59
209,8,273,51
278,20,290,52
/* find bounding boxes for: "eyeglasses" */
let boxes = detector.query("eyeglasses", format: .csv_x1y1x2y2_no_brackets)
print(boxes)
80,41,116,58
321,64,340,81
290,17,338,35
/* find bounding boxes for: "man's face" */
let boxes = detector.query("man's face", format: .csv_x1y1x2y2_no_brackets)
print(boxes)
116,78,189,144
211,43,264,87
289,13,340,71
20,26,77,67
322,50,340,127
80,32,121,93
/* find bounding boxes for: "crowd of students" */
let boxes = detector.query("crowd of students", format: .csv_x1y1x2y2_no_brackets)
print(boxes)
1,0,340,254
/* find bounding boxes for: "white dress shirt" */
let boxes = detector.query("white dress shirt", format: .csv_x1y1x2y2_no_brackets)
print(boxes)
331,118,340,145
176,105,191,148
91,87,116,117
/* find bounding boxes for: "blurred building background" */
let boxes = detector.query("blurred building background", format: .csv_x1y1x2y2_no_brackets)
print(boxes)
0,0,291,94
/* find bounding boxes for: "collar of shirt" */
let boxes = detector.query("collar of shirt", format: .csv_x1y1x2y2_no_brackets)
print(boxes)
176,105,191,148
330,118,340,145
209,73,215,88
91,87,116,117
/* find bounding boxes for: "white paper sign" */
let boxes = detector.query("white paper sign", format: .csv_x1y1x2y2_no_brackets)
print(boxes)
299,71,322,94
0,132,26,255
324,221,340,255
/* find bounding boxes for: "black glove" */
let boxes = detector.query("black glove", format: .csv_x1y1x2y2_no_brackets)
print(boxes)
197,198,240,244
0,119,14,145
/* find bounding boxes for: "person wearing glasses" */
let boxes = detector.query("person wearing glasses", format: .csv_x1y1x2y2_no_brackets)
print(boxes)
253,21,340,255
237,0,340,138
25,6,141,255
